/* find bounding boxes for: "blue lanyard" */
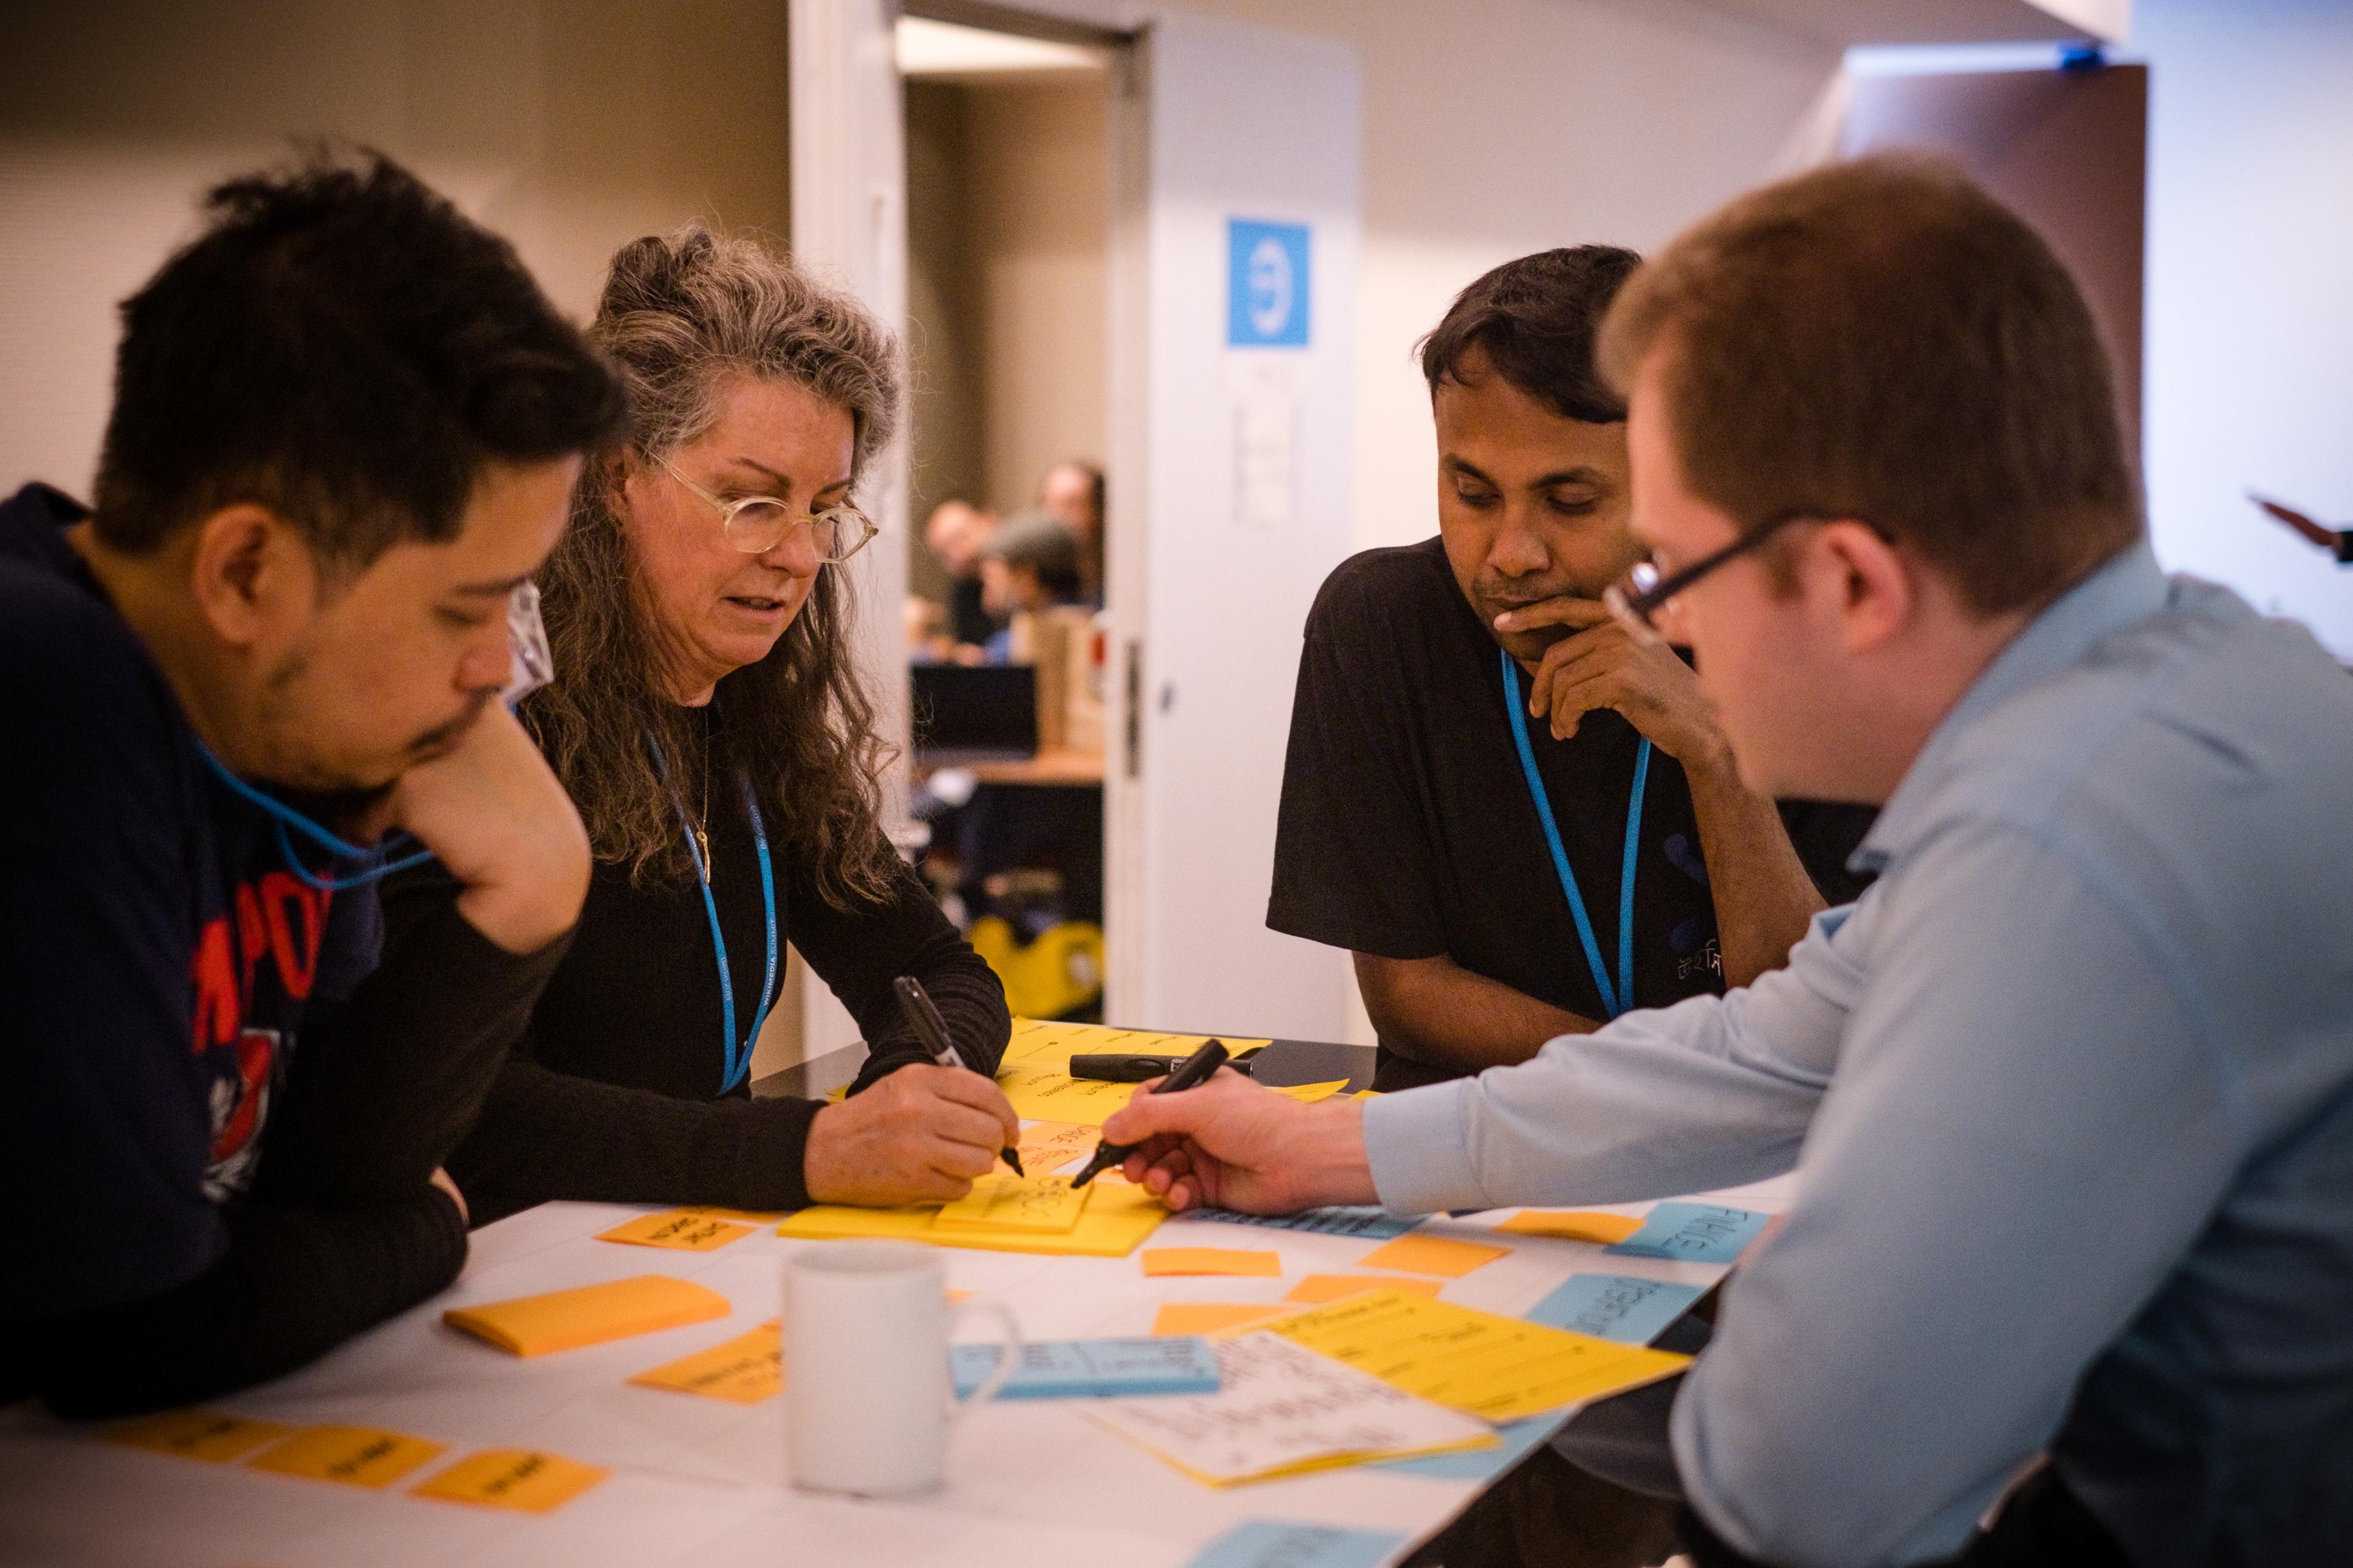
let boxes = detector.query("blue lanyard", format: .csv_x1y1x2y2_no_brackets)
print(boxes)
193,742,436,892
652,739,779,1095
1499,647,1650,1019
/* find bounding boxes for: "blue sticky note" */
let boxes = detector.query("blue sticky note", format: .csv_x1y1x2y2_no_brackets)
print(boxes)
1191,1205,1417,1240
1522,1274,1706,1345
1604,1202,1770,1266
951,1336,1221,1400
1227,219,1312,347
1186,1520,1406,1568
1375,1415,1560,1482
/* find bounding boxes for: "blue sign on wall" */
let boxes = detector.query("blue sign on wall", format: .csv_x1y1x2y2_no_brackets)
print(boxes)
1227,218,1311,347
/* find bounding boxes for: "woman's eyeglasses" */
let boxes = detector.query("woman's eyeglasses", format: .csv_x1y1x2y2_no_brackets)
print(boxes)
655,454,879,563
1604,509,1817,635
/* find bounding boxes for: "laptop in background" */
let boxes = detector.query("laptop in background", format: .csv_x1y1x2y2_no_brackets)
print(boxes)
912,663,1038,765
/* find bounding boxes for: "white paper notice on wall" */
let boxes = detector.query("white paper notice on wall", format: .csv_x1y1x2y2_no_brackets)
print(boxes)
1227,354,1302,532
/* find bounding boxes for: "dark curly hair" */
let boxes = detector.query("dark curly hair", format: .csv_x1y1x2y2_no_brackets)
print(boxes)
523,227,904,908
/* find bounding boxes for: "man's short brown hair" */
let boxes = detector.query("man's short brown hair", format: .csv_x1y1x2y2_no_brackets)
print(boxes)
1598,154,2140,615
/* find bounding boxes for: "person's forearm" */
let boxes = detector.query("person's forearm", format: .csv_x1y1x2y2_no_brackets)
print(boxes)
1683,755,1827,988
1354,951,1597,1072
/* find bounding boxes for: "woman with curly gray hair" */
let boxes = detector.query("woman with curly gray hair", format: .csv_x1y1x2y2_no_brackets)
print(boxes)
410,227,1017,1224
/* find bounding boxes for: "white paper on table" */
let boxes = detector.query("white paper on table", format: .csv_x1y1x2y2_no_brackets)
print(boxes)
1083,1332,1494,1487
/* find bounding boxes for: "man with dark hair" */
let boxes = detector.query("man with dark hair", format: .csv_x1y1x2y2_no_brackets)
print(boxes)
1270,247,1873,1089
0,153,627,1417
1102,157,2353,1565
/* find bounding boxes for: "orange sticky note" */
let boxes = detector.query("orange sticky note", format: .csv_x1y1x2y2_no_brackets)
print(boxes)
1282,1273,1444,1305
105,1409,292,1464
1008,1120,1101,1176
443,1274,732,1357
246,1425,448,1489
1496,1209,1645,1245
1357,1232,1511,1279
628,1320,783,1405
596,1209,757,1252
1268,1080,1348,1104
411,1448,610,1514
1140,1247,1281,1278
1151,1302,1295,1336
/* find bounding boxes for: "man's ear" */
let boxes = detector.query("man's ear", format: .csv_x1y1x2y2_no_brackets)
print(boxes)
1813,519,1914,655
186,503,316,649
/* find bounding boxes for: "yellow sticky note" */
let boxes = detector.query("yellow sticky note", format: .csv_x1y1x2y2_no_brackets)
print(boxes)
1008,1120,1100,1175
1268,1080,1348,1104
1350,1089,1382,1100
411,1448,610,1514
246,1425,449,1489
1151,1302,1296,1336
992,1059,1142,1127
596,1209,757,1252
996,1023,1276,1125
628,1320,783,1405
1496,1209,1645,1245
105,1409,292,1464
443,1274,732,1357
1140,1247,1282,1278
1268,1289,1690,1423
1282,1273,1443,1305
933,1174,1093,1235
778,1173,1170,1258
1357,1231,1511,1278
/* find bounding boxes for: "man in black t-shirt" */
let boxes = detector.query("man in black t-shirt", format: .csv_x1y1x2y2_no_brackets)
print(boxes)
0,155,625,1417
1271,249,1873,1089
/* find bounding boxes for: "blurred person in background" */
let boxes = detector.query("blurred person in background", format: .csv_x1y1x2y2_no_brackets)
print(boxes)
980,513,1085,664
923,496,1001,651
1039,460,1104,603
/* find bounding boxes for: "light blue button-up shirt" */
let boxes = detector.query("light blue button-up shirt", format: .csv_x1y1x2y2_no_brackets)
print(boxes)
1365,545,2353,1566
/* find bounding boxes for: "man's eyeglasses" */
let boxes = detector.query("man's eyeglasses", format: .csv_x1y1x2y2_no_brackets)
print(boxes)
655,454,879,562
1604,509,1816,635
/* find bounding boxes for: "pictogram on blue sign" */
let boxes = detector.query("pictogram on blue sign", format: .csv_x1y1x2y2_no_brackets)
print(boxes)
1227,218,1311,348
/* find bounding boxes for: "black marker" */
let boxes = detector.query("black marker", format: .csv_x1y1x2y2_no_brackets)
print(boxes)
1069,1038,1229,1188
893,975,1022,1177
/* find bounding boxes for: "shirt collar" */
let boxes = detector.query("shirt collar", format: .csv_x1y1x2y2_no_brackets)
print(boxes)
1854,542,2169,870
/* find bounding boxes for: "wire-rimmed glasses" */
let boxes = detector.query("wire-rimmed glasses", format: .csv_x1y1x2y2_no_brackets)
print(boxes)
655,454,879,562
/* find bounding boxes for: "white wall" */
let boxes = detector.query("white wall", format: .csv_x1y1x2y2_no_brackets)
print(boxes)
2138,0,2353,654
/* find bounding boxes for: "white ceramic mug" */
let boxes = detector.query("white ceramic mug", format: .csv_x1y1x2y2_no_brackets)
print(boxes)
782,1241,1020,1497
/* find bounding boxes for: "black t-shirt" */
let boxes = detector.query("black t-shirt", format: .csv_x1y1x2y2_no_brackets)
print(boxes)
1268,538,1876,1089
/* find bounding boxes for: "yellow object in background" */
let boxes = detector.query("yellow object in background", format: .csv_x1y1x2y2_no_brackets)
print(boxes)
442,1275,732,1357
934,1173,1093,1235
411,1448,611,1514
628,1320,784,1405
246,1425,449,1489
105,1408,291,1464
779,1173,1169,1258
1282,1274,1443,1305
1268,1289,1690,1424
596,1209,757,1252
1356,1232,1512,1279
1268,1080,1348,1104
1496,1210,1646,1245
1151,1302,1299,1337
970,917,1106,1021
1141,1247,1282,1278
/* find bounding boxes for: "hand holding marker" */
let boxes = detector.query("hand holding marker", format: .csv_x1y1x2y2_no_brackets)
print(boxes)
1069,1039,1230,1188
893,976,1023,1177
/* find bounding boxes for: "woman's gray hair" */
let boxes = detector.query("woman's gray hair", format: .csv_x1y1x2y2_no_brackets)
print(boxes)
594,226,901,478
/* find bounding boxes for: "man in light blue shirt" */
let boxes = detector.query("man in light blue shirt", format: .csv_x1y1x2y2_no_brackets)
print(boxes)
1102,156,2353,1567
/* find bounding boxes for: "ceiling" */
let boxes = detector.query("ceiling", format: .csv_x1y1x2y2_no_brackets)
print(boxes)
1688,0,2130,48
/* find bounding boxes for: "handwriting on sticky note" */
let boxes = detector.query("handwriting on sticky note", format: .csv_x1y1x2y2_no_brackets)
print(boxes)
1496,1209,1645,1245
1268,1080,1348,1104
596,1209,756,1252
993,1059,1141,1127
1086,1332,1494,1487
1008,1120,1100,1175
1142,1247,1281,1278
1268,1289,1689,1424
1604,1202,1770,1265
1522,1275,1706,1345
628,1319,783,1404
443,1274,732,1357
778,1176,1170,1258
410,1448,610,1513
246,1425,449,1489
933,1173,1094,1235
1152,1302,1297,1337
1282,1274,1442,1306
105,1409,292,1463
1356,1231,1509,1278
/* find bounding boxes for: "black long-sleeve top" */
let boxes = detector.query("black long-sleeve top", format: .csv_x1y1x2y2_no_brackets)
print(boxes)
427,728,1011,1227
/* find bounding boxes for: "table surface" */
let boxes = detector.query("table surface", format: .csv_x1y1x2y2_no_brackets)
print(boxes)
2,1036,1791,1568
914,746,1107,786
